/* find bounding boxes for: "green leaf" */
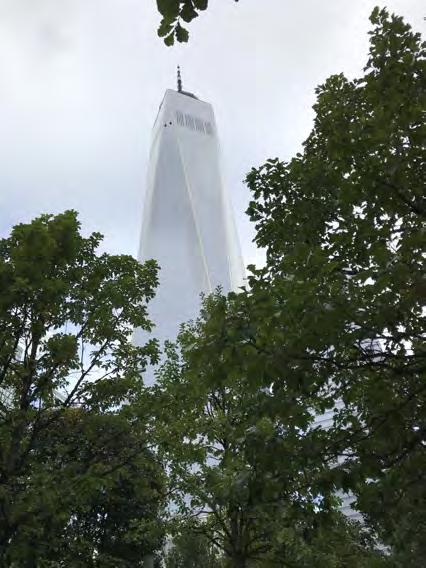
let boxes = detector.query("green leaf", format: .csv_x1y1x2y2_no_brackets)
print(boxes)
158,18,173,38
164,32,175,46
193,0,208,10
175,23,189,43
156,0,180,19
180,3,198,23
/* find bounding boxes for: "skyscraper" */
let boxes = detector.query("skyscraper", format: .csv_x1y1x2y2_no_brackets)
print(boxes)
133,71,245,376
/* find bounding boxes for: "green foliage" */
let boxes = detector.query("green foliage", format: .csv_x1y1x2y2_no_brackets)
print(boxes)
156,0,238,45
164,525,225,567
5,408,166,567
55,412,165,566
245,7,425,563
0,211,165,565
153,293,388,566
2,5,423,566
154,7,424,566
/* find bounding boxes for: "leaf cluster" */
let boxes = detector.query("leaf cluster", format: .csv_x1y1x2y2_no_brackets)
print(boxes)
245,7,426,562
156,0,239,46
154,8,425,566
0,211,165,565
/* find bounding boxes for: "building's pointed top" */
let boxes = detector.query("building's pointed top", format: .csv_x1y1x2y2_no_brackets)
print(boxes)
177,65,182,93
175,66,198,99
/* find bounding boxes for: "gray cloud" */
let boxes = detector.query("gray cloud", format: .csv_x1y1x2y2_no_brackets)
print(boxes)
0,0,424,267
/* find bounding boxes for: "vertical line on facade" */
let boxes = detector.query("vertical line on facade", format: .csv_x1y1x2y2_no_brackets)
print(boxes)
175,133,213,293
138,133,160,262
215,133,235,290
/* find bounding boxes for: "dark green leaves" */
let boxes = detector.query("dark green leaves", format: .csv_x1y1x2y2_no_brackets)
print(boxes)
152,291,386,565
156,0,238,45
175,22,189,43
157,0,180,19
156,0,195,45
0,210,164,564
193,0,208,10
180,2,198,22
152,8,424,565
158,19,174,38
244,8,426,561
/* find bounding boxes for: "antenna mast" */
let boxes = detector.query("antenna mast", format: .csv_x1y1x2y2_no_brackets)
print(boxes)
177,65,182,92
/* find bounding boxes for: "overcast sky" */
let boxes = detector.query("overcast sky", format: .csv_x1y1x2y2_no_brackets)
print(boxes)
0,0,423,267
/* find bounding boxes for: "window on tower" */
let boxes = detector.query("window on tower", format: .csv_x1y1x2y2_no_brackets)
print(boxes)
194,118,205,133
176,110,184,126
174,110,214,137
185,114,195,130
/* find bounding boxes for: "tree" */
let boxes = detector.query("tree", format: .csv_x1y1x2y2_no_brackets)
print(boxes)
156,0,239,45
244,7,425,562
154,6,423,565
164,523,224,567
0,211,165,565
32,407,166,567
153,293,389,567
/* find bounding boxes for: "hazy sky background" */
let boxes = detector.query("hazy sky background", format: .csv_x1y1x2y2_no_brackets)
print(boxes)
0,0,424,267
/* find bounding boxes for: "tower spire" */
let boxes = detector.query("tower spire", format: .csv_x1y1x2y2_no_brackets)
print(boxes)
177,65,182,93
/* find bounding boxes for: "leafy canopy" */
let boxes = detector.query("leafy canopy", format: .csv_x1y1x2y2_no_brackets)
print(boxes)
153,293,389,567
0,210,165,565
245,6,425,562
155,6,425,566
